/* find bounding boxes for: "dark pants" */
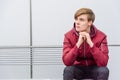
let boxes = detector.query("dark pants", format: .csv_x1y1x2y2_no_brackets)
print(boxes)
63,65,109,80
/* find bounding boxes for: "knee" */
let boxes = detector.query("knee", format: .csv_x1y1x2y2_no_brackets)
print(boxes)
97,67,109,74
64,66,75,74
63,66,76,80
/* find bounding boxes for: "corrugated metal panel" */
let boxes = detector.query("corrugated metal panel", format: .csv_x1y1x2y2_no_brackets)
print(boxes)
0,46,63,65
32,47,63,65
0,45,119,65
0,48,30,65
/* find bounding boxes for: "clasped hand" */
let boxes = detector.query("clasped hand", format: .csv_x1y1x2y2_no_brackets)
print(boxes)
76,32,93,48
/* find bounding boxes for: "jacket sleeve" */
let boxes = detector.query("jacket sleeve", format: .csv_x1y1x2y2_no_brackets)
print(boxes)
62,35,79,66
90,36,109,66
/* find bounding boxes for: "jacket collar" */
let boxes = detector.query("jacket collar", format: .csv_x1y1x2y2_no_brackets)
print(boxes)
73,23,97,38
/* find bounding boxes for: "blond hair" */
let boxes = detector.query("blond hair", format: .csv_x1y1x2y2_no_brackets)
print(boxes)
74,8,95,22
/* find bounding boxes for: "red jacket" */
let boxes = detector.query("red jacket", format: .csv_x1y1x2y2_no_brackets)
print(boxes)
62,25,109,67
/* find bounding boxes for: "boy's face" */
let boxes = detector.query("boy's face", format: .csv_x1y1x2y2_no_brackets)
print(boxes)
75,14,92,32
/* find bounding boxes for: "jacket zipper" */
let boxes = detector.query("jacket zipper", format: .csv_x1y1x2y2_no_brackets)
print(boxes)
84,41,88,66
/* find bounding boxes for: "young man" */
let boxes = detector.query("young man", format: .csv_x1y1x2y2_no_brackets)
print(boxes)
62,8,109,80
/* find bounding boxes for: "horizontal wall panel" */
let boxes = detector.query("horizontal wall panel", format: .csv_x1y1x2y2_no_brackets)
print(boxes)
0,48,30,65
0,65,30,79
33,65,65,79
32,47,63,65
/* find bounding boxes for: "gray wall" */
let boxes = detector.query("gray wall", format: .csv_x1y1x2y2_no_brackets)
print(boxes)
0,0,120,80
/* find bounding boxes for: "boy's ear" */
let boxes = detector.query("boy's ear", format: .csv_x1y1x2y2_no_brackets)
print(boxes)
88,21,93,26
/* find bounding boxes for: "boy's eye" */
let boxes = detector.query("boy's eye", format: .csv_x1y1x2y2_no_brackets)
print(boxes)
79,18,84,21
